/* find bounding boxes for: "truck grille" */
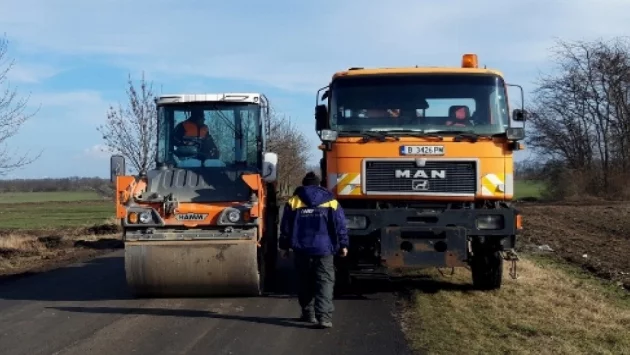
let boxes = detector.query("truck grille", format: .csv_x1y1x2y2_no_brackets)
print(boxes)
364,160,477,195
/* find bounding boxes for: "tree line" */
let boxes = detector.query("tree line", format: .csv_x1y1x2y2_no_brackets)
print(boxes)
525,36,630,200
2,32,630,201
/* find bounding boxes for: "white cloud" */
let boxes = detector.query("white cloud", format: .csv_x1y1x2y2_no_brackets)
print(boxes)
80,144,116,160
1,0,629,93
28,90,105,108
26,90,111,124
4,62,63,83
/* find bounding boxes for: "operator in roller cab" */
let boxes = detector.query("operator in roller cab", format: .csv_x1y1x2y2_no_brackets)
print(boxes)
314,54,526,291
172,107,220,160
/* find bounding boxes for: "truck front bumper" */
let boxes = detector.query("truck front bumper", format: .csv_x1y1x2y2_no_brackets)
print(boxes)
343,207,519,269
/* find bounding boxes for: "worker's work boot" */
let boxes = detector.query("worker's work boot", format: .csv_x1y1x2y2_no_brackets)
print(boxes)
317,316,333,329
318,320,332,329
299,312,317,324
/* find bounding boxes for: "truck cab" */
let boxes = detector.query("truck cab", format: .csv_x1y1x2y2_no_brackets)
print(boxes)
315,54,526,290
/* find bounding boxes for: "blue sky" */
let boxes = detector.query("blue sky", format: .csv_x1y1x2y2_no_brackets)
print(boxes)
0,0,628,178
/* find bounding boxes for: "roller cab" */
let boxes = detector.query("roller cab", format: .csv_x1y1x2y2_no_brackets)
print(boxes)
315,55,528,291
110,93,279,297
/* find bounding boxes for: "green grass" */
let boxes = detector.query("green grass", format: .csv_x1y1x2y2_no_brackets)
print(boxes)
0,191,114,230
0,191,104,204
515,180,545,199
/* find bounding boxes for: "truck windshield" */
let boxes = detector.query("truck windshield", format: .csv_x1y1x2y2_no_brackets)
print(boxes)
156,102,261,169
329,73,509,135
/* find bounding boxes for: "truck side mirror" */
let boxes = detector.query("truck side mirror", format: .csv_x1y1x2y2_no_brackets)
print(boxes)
262,152,278,183
110,155,126,183
315,105,328,131
512,109,528,122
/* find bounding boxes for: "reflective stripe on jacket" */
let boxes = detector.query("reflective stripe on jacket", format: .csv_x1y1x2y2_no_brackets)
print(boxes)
279,185,349,256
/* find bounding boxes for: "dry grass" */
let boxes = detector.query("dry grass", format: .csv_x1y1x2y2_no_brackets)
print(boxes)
401,256,630,355
0,217,123,276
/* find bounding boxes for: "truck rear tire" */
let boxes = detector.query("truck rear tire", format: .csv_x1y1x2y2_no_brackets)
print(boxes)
471,247,503,290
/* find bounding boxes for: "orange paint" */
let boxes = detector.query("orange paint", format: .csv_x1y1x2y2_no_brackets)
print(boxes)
241,173,262,218
114,171,269,245
325,138,511,200
332,67,503,80
115,175,135,218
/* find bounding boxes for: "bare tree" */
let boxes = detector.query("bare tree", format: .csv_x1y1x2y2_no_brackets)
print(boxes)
526,36,630,198
265,107,311,197
98,72,157,174
0,34,40,176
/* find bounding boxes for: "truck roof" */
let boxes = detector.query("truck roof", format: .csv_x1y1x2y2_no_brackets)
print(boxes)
331,67,504,80
156,93,264,105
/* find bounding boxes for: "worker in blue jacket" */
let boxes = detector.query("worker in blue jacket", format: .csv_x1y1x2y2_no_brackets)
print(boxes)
279,172,349,329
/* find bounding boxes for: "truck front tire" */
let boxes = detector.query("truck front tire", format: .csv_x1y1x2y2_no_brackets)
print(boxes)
470,241,503,290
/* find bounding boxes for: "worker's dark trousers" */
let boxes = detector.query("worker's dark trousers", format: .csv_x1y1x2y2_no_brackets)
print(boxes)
293,252,335,321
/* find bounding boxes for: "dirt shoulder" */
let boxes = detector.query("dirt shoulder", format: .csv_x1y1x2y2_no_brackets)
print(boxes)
0,224,123,281
516,201,630,290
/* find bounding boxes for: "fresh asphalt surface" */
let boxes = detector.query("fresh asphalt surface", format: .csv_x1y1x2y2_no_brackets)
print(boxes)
0,250,416,355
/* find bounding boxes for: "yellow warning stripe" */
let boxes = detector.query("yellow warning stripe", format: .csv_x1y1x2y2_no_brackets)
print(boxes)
481,173,505,197
287,195,340,210
335,173,362,195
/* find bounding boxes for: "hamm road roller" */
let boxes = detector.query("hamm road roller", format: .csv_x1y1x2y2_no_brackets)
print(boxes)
110,92,280,297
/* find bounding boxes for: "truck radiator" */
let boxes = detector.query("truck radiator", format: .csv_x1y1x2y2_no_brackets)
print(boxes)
363,159,477,195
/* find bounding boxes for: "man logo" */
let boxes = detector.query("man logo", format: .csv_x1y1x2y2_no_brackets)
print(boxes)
395,169,446,179
411,179,429,191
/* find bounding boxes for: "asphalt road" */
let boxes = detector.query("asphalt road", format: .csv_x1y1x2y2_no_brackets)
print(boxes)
0,250,415,355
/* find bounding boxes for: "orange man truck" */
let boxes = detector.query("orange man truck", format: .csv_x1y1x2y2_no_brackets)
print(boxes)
315,54,525,290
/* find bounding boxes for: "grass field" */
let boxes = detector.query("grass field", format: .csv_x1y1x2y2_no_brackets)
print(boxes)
514,180,545,199
0,191,104,204
0,191,113,230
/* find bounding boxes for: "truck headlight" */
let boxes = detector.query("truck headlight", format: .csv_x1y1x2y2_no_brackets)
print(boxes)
476,215,504,230
218,207,245,225
227,209,241,223
139,211,152,224
345,215,367,229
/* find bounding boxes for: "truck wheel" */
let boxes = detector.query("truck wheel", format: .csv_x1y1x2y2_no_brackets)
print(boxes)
471,247,503,290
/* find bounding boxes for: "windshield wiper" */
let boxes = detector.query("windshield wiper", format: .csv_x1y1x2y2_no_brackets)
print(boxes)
387,129,443,140
428,130,495,142
338,130,400,142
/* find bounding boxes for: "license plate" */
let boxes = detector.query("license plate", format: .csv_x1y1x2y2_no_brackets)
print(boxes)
400,145,445,155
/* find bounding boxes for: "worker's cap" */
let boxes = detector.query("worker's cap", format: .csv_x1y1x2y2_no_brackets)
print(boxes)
302,172,321,186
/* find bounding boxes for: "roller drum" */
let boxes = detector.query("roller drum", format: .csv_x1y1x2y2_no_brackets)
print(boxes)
124,240,262,297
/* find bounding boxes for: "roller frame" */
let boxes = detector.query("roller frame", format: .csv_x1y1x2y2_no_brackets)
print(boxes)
123,227,272,298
